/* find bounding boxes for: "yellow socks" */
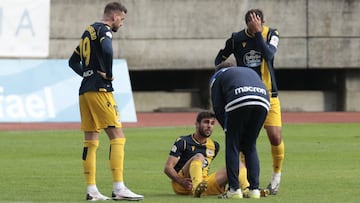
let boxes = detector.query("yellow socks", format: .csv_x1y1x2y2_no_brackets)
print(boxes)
239,152,250,189
189,159,203,189
271,141,285,173
109,138,126,182
239,166,250,190
82,140,99,185
82,138,126,189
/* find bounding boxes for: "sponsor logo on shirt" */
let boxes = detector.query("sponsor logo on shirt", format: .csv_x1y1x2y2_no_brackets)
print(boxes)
243,50,262,67
234,86,267,95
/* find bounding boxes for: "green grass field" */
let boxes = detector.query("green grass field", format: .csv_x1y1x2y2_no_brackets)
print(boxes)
0,123,359,202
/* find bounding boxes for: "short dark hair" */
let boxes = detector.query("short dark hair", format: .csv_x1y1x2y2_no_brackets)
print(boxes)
196,111,215,123
245,9,264,24
215,61,236,72
104,2,127,14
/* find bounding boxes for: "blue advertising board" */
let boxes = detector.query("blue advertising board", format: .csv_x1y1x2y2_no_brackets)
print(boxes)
0,59,137,122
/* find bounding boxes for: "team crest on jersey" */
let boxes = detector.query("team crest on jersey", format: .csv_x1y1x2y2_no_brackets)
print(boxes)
106,31,113,39
206,149,214,157
171,145,177,153
243,50,262,67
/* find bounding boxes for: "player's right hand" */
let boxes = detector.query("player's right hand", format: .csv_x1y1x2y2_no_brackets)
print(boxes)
181,178,193,191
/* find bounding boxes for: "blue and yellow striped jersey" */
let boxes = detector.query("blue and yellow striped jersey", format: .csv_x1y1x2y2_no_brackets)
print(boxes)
169,134,220,176
69,22,114,95
215,26,280,97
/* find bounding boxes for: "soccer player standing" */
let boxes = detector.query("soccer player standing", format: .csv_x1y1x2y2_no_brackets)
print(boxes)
215,9,284,195
68,2,143,201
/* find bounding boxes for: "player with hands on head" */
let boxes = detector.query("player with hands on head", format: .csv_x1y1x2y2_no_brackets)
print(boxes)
215,8,284,195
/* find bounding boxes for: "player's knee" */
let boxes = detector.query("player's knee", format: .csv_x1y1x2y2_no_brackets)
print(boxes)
265,126,281,135
192,153,206,161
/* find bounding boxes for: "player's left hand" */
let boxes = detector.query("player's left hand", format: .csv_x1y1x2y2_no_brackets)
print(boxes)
97,70,114,81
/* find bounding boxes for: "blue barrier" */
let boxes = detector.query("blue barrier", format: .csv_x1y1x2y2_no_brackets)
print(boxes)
0,59,137,122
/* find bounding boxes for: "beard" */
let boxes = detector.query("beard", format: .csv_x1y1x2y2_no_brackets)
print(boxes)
199,128,212,138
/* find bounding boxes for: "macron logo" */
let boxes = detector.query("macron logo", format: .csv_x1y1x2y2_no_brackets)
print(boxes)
234,86,267,95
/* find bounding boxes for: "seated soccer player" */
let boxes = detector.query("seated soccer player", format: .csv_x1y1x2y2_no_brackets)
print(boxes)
163,111,253,198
